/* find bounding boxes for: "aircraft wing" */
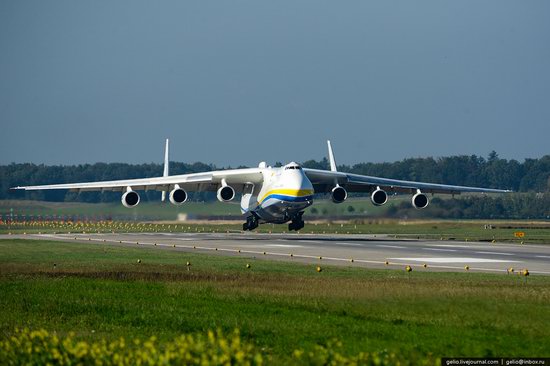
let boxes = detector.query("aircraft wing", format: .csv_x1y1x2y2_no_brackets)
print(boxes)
303,168,511,195
11,168,264,193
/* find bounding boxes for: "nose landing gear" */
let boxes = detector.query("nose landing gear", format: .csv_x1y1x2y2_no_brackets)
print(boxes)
288,212,305,231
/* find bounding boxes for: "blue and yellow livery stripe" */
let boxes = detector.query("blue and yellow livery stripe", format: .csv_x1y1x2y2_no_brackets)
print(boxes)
258,189,314,204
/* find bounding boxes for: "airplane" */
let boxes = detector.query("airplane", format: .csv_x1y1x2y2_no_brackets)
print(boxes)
11,140,511,231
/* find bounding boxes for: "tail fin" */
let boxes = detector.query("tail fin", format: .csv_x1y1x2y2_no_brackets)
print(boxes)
327,140,337,172
161,139,169,202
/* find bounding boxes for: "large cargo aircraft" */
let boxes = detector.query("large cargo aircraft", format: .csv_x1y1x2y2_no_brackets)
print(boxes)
12,140,510,231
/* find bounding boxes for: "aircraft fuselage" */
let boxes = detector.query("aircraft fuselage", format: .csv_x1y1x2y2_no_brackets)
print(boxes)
240,162,313,224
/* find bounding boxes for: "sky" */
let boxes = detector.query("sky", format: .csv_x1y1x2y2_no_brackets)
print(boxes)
1,1,549,167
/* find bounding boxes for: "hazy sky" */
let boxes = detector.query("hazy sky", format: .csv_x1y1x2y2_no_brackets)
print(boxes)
1,1,549,167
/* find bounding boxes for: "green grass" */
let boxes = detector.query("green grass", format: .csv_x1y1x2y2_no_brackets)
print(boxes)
1,239,549,362
0,197,400,216
0,199,241,221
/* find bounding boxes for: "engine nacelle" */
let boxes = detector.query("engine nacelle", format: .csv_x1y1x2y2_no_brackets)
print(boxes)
331,186,347,204
217,185,235,202
370,188,388,206
412,192,429,209
169,187,187,205
121,190,140,208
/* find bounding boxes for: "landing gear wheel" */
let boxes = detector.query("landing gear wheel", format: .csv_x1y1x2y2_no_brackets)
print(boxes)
288,221,304,231
288,213,305,231
243,215,259,231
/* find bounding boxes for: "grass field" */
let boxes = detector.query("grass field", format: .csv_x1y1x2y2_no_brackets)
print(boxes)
0,199,243,221
1,239,549,363
0,198,399,223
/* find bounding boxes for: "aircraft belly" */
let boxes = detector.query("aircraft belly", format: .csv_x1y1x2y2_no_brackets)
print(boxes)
254,197,312,223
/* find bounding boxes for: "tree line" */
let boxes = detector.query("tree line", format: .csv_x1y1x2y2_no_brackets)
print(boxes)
1,162,215,203
301,152,550,193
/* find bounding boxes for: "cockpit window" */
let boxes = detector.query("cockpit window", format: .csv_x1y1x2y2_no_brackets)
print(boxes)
285,165,302,170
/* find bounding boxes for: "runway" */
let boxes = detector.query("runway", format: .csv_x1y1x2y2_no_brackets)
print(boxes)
8,232,550,275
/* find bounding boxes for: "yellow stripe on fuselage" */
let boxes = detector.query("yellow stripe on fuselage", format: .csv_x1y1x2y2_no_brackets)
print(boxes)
258,189,314,204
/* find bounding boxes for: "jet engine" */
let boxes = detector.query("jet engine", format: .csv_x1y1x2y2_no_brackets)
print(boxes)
412,191,429,209
121,190,140,208
217,185,235,202
169,187,187,205
370,188,388,206
331,186,347,203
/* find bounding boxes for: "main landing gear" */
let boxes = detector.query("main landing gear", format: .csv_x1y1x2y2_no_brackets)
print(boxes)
288,212,304,231
243,215,259,231
243,213,305,232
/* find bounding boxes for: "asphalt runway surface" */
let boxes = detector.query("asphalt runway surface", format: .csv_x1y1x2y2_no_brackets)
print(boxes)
7,232,550,275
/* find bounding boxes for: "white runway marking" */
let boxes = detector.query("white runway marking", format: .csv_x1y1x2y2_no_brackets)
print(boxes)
431,244,473,248
389,257,520,263
265,244,304,248
475,251,514,256
377,245,406,249
298,240,323,244
423,248,457,252
335,242,362,246
536,255,550,259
